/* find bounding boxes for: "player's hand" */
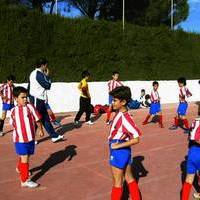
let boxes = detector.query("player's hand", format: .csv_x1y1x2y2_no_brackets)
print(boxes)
2,96,8,101
111,143,120,149
44,68,49,76
39,130,44,137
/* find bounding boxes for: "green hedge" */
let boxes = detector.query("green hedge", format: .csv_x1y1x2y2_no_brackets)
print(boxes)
0,4,200,82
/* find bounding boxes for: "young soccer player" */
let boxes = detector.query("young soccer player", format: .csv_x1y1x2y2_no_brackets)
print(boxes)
142,81,164,128
0,75,15,136
10,86,44,188
107,71,123,124
181,117,200,200
108,86,142,200
169,77,192,132
74,70,93,125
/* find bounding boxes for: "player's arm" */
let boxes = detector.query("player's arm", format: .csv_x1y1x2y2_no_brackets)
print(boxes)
36,120,44,137
111,137,139,149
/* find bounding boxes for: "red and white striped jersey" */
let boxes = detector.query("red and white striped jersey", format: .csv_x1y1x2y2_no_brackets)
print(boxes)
190,119,200,141
0,83,14,104
10,103,41,143
179,86,192,102
150,90,160,102
108,80,123,92
108,111,142,141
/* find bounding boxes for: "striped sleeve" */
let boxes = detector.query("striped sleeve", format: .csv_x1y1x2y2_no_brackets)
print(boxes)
122,113,142,139
27,103,41,122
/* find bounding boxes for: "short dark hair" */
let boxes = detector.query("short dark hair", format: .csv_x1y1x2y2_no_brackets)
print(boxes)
36,58,48,68
13,86,27,97
112,71,119,76
109,86,132,105
82,70,90,78
141,89,145,92
145,94,150,100
177,77,186,86
153,81,159,86
7,75,15,81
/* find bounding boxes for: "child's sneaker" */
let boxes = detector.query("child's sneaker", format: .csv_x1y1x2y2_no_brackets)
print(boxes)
21,180,38,188
169,125,178,130
52,120,61,126
193,192,200,199
51,135,64,143
0,131,4,137
106,120,110,125
35,140,38,145
74,121,80,126
86,120,94,125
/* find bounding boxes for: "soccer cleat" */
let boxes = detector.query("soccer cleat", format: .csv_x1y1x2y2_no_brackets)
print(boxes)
193,192,200,199
35,140,38,145
51,135,64,143
52,120,61,126
159,124,164,128
86,120,94,125
74,121,80,126
21,180,39,188
169,125,178,130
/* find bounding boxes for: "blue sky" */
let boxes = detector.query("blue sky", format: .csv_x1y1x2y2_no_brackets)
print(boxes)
179,0,200,33
47,0,200,33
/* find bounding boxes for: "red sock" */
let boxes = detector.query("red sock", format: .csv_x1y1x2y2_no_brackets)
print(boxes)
142,114,151,124
174,117,179,126
159,115,164,127
106,110,111,122
183,119,190,129
128,181,141,200
181,182,192,200
111,186,123,200
20,163,29,183
49,113,56,122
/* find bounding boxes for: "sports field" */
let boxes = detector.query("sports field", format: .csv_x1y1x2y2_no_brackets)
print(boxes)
0,103,199,200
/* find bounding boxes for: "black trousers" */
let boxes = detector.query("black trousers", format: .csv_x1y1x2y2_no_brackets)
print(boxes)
75,97,91,122
29,95,58,138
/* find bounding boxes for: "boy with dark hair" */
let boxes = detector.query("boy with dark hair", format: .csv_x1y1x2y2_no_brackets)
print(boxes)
0,75,15,136
108,86,142,200
10,86,44,188
74,70,93,125
169,77,192,132
142,81,164,128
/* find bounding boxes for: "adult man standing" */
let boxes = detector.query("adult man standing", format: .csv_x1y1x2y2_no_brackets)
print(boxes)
28,58,63,143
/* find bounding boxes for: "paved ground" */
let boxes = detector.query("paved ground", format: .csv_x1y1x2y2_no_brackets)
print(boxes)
0,103,199,200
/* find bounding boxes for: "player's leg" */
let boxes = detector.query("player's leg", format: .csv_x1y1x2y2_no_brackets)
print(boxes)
181,174,195,200
0,110,7,136
85,98,93,124
74,97,86,123
125,164,141,200
110,166,124,200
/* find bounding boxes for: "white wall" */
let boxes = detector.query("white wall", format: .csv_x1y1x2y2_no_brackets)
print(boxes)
0,80,199,114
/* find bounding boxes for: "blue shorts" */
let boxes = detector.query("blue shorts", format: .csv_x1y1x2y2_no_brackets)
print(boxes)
15,141,35,156
2,103,14,111
177,102,188,116
45,103,51,110
149,102,161,115
109,95,113,105
109,140,132,169
187,146,200,174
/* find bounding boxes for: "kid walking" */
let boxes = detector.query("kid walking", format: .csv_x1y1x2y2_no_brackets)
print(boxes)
169,77,192,132
108,86,142,200
0,75,15,136
10,86,44,188
142,81,164,128
74,70,93,125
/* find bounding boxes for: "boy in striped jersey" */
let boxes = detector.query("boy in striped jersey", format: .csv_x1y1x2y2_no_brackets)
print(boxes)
108,86,141,200
10,87,44,188
0,75,15,136
107,71,123,125
142,81,164,128
181,118,200,200
169,77,192,132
